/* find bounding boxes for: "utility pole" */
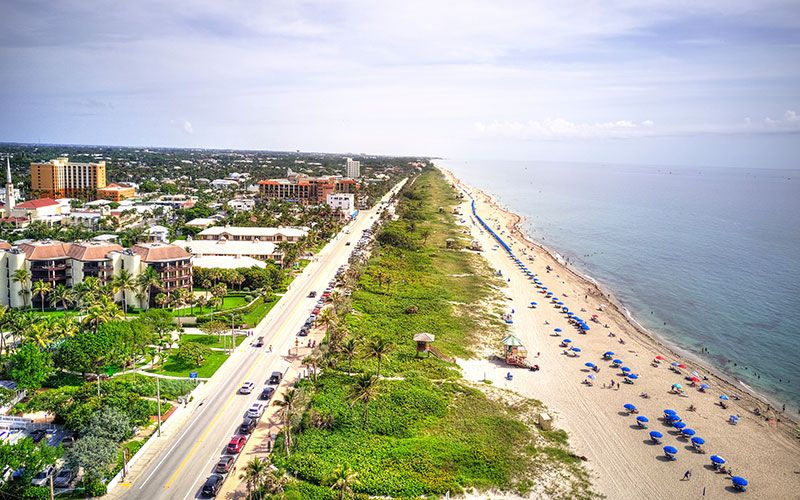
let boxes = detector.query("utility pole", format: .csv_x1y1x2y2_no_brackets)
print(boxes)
49,474,54,500
156,377,162,437
122,448,129,478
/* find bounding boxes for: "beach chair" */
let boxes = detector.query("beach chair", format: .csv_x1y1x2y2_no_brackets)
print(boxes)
664,451,676,461
728,415,738,425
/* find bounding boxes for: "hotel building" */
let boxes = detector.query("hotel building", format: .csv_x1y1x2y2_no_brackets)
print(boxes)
258,172,358,205
31,157,107,199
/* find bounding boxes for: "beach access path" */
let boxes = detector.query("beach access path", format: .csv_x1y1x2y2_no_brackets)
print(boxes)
441,167,800,500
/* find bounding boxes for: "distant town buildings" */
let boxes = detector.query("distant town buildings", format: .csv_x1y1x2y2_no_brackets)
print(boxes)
0,240,191,309
196,226,307,243
97,182,136,202
31,157,107,199
345,157,361,179
210,179,239,189
257,171,358,205
173,238,280,263
326,193,357,218
226,198,255,212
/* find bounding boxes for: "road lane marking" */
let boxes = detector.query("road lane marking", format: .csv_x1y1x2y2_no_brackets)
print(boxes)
163,351,262,489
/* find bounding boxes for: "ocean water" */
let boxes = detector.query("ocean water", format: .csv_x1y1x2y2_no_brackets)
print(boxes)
439,159,800,409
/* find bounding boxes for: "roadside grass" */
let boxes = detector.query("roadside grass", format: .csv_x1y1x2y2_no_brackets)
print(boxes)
178,333,246,348
172,295,249,316
273,170,595,498
241,297,278,327
148,350,229,378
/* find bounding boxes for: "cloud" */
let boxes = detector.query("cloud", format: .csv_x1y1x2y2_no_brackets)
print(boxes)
474,118,656,139
182,120,194,134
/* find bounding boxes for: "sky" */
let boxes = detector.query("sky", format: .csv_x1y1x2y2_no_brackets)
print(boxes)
1,0,799,168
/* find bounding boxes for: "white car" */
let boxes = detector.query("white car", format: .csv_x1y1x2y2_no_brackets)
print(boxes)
31,465,55,486
238,382,255,394
246,403,264,419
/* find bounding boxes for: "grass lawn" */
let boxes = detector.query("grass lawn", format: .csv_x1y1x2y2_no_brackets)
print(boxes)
241,298,278,327
148,350,229,378
178,333,246,348
173,295,250,316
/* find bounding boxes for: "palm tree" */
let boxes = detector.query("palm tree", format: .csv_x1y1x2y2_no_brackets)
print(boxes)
83,295,123,333
12,268,32,309
273,389,300,456
112,269,136,315
51,315,79,339
31,280,52,313
341,337,358,375
49,284,76,311
239,458,268,499
75,276,102,309
26,319,53,347
364,337,393,378
328,465,359,500
318,307,337,332
349,374,379,428
154,293,169,309
136,266,162,309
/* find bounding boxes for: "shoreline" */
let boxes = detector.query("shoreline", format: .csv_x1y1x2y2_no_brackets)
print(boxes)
438,164,800,498
443,166,795,424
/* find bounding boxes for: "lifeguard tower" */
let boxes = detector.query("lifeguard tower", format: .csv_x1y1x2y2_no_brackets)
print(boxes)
502,334,529,367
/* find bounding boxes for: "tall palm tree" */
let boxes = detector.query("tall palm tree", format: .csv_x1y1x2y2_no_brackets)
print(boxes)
49,284,75,311
136,266,162,310
364,337,393,378
318,307,337,332
52,315,79,340
26,319,53,347
75,276,103,309
239,458,268,500
12,268,32,309
273,389,300,456
348,374,379,428
341,337,358,375
31,280,52,313
112,268,136,315
328,465,360,500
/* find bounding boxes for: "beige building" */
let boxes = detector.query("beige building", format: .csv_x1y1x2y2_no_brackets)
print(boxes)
0,240,192,309
31,157,107,199
196,226,307,242
97,183,136,202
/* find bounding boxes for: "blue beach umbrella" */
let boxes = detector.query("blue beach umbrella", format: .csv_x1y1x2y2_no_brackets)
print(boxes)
604,351,614,357
699,384,710,390
530,301,538,306
623,403,637,412
663,445,678,455
581,324,591,330
563,338,572,343
541,287,548,291
612,359,623,365
710,455,726,465
636,416,649,423
585,362,596,368
671,362,679,367
587,374,596,380
554,328,562,333
731,477,748,487
681,428,696,437
691,437,705,446
626,373,639,380
557,301,564,305
649,431,663,441
663,409,677,416
571,347,582,352
546,292,554,297
562,307,569,312
720,395,730,401
673,421,687,430
621,366,632,373
567,312,574,317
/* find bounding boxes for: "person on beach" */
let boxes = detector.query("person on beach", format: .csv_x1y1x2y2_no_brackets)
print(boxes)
683,470,692,481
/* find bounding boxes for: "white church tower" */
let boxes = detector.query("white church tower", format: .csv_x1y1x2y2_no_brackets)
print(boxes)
4,156,15,217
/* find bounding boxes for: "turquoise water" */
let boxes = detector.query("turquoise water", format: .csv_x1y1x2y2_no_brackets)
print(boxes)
440,159,800,410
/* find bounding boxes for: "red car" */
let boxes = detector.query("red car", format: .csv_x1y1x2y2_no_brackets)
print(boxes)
226,435,247,454
312,308,321,315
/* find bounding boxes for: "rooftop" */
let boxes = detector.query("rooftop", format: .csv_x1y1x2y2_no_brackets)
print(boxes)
16,198,60,209
131,242,191,262
198,226,307,239
173,239,277,257
67,241,123,261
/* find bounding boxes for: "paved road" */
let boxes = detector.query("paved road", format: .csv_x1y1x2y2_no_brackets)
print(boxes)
120,181,405,500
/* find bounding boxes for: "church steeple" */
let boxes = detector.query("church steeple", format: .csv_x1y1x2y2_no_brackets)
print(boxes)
4,156,15,217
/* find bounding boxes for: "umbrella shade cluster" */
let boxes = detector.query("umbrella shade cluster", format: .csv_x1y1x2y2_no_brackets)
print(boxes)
636,416,649,424
649,431,663,441
584,362,596,369
710,455,726,465
623,403,637,412
673,421,687,430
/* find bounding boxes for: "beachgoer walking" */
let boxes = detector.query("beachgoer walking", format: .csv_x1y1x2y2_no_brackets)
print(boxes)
683,470,692,481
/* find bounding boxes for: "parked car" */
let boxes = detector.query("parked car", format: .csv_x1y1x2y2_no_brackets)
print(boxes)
238,381,255,394
201,474,225,497
239,417,257,434
345,241,351,246
308,291,317,298
31,465,54,486
297,328,308,337
214,456,234,475
259,386,275,400
53,467,77,488
268,371,282,385
29,429,47,444
246,403,264,419
226,435,247,454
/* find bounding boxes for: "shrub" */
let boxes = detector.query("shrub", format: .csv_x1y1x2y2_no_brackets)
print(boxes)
86,479,107,497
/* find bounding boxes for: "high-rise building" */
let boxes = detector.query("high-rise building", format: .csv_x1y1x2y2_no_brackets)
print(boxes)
31,157,107,199
345,157,361,179
4,157,15,217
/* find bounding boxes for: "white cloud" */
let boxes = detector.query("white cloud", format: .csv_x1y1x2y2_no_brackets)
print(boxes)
182,120,194,134
474,118,656,139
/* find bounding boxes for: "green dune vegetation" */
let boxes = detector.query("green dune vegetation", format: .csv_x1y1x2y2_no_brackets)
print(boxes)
271,169,594,499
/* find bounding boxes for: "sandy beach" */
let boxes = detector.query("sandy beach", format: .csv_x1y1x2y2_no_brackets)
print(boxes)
439,166,800,499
